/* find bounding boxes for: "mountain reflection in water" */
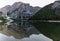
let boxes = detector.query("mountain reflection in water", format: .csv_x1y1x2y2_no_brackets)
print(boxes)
0,21,53,41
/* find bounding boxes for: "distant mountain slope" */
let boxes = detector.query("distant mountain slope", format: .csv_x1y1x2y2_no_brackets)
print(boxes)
0,5,11,16
29,1,60,20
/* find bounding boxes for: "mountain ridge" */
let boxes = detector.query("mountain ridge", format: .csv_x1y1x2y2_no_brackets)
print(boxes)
29,1,60,20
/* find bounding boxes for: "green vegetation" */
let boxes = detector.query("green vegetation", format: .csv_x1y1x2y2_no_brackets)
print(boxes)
29,2,60,41
0,16,6,20
0,16,6,21
29,3,60,20
0,22,6,25
0,16,7,23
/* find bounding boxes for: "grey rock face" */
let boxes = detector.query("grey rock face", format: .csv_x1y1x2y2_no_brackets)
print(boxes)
52,1,60,16
0,5,11,16
55,5,60,16
52,1,60,9
7,2,40,19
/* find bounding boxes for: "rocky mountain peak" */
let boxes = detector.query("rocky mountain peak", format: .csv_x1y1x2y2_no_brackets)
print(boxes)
7,2,40,19
52,1,60,9
0,5,11,11
9,2,30,13
0,5,11,16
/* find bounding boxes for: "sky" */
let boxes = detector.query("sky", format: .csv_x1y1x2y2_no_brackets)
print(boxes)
0,0,56,8
0,33,53,41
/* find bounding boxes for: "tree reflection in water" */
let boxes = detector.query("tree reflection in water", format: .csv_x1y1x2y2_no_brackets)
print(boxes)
0,21,53,41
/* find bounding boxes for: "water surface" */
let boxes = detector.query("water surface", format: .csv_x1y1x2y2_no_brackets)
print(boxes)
0,21,53,41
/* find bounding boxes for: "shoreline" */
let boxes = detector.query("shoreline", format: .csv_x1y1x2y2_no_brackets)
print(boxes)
29,20,60,23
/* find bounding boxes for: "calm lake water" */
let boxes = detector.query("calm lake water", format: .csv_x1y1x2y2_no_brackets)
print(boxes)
0,21,55,41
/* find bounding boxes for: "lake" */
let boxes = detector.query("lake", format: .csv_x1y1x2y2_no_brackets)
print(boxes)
0,20,59,41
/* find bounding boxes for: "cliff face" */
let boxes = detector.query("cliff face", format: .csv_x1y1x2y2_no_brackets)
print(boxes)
7,2,40,19
0,5,11,16
0,2,40,20
53,1,60,16
29,1,60,20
